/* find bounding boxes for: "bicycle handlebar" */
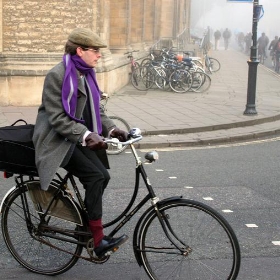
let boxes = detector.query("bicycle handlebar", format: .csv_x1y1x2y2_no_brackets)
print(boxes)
105,127,143,146
105,135,143,146
124,50,139,55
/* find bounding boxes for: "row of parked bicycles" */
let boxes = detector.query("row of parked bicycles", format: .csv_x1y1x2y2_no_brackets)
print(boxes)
126,48,221,93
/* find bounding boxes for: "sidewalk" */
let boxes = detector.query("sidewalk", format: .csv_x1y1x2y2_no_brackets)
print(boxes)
1,49,280,149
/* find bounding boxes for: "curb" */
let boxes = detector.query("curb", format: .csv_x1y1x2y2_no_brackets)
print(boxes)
135,125,280,149
141,114,280,136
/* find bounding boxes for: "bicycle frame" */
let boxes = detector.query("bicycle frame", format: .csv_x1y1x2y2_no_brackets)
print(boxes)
1,134,183,258
124,50,139,69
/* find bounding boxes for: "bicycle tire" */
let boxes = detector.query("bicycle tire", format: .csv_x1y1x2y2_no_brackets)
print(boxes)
169,69,193,93
131,66,155,91
154,68,169,90
192,59,204,69
140,58,153,67
107,116,130,155
138,199,240,280
191,72,211,93
208,57,221,72
1,183,84,276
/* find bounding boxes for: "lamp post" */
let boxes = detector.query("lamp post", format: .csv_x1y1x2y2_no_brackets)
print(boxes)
244,0,263,115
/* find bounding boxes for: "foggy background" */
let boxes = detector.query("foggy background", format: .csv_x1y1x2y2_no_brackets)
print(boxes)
190,0,280,42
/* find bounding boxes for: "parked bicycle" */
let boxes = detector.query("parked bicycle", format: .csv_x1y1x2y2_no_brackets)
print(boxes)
0,128,241,279
100,92,130,155
132,50,211,93
124,50,141,87
202,48,221,74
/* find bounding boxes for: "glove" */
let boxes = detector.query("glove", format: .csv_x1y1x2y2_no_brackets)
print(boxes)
85,132,107,150
110,127,128,142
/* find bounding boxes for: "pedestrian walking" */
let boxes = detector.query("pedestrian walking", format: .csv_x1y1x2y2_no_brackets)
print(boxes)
214,30,221,50
223,28,231,50
257,32,269,59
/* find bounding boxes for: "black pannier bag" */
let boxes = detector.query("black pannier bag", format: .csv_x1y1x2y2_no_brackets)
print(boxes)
0,119,37,175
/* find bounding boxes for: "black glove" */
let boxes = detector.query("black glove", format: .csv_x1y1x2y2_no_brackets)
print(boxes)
110,127,128,142
85,132,107,150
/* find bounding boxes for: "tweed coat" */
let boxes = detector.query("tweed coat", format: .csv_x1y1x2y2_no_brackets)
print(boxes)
32,61,115,190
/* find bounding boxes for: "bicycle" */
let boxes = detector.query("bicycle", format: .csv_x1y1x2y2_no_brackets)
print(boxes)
203,49,221,74
1,128,241,279
100,92,130,155
130,65,156,91
134,58,194,93
124,50,141,87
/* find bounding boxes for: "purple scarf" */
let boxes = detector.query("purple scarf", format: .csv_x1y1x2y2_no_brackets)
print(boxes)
62,54,102,134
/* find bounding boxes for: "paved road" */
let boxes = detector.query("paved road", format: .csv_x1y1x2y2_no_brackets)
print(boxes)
1,138,280,279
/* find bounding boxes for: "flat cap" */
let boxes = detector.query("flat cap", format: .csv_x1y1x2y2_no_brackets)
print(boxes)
68,28,107,48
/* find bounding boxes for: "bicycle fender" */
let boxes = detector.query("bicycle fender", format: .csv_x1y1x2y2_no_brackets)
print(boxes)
133,195,183,267
0,186,16,214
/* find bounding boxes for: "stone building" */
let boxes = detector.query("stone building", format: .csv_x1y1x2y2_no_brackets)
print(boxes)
0,0,193,106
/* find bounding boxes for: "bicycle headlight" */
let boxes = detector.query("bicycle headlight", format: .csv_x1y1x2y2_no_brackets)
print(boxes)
145,151,159,163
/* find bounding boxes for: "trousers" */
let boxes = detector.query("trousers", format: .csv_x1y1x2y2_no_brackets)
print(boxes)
63,145,110,220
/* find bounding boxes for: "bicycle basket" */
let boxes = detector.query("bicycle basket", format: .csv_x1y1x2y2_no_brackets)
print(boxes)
0,119,37,175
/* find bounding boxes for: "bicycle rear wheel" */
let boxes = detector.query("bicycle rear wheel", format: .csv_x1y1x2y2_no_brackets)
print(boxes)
107,116,130,155
138,199,240,280
169,69,193,93
131,66,155,91
1,183,84,276
191,72,211,93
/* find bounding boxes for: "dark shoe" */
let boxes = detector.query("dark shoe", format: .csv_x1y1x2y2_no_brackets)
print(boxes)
94,235,129,258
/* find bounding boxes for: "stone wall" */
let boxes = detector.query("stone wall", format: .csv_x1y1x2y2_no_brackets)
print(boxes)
2,0,95,53
0,0,193,106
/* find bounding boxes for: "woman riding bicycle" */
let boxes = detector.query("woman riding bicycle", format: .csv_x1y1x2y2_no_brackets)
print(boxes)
32,28,128,258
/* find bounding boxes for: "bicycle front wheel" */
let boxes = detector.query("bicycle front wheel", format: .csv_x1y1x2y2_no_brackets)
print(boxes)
169,69,193,93
139,199,240,280
191,72,211,93
131,66,155,91
208,57,221,72
1,183,84,276
107,116,130,155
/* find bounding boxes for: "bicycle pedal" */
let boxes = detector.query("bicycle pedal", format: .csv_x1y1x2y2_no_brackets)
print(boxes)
105,246,119,256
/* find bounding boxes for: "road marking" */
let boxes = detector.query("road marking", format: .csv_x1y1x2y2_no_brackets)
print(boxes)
272,241,280,246
222,209,233,213
156,169,164,172
203,197,213,201
184,186,193,189
169,177,177,179
245,224,258,228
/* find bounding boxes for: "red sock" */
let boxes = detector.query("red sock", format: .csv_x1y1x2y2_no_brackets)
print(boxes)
89,219,104,248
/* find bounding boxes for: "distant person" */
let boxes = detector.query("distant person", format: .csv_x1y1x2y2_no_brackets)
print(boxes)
237,32,245,52
268,36,279,51
257,32,269,59
222,28,231,50
272,37,280,72
244,32,252,54
214,30,221,50
269,35,279,57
